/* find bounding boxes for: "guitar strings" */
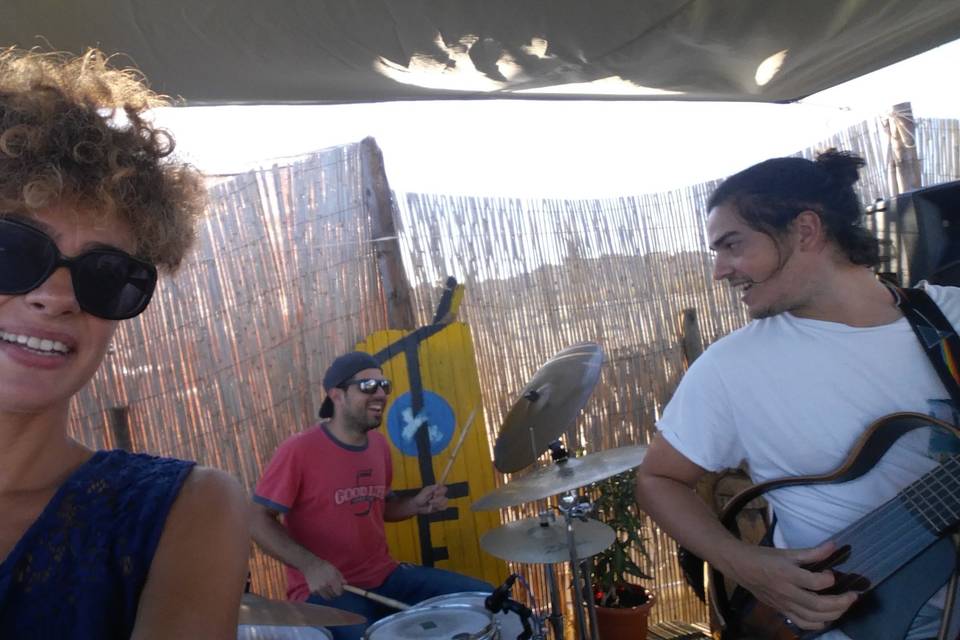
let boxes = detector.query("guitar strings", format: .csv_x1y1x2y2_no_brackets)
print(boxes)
830,455,960,588
773,454,960,592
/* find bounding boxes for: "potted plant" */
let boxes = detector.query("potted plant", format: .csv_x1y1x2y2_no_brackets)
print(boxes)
590,467,656,639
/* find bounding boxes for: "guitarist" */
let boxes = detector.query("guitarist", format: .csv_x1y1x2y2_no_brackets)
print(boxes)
635,150,960,640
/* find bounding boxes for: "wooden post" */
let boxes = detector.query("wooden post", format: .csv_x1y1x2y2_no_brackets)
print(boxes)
680,309,714,501
109,406,132,451
361,137,417,330
680,308,704,367
884,102,922,195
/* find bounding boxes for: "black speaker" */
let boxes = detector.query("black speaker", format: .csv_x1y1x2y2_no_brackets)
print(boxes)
887,180,960,286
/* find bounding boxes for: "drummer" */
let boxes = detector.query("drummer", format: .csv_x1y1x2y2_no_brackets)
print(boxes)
250,351,493,639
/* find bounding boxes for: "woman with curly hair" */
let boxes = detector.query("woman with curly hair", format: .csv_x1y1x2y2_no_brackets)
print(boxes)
0,48,249,639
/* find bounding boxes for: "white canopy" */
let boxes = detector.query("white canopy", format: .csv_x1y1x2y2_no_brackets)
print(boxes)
4,0,959,105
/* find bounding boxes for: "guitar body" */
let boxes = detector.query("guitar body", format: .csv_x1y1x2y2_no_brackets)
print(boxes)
838,537,954,640
721,537,955,640
710,412,960,640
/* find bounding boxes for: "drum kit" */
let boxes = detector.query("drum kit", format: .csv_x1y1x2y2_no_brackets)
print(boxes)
472,342,647,640
240,342,647,640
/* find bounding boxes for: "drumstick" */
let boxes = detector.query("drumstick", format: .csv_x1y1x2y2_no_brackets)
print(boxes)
343,585,411,610
438,406,479,485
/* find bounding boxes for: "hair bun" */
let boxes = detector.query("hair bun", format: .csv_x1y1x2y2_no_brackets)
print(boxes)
815,148,865,188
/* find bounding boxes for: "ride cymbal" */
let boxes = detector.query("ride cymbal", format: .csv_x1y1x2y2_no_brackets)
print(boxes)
480,515,615,564
494,342,604,473
238,593,366,627
472,445,647,511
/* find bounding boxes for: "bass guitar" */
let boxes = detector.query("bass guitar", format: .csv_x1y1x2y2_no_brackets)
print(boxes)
710,412,960,640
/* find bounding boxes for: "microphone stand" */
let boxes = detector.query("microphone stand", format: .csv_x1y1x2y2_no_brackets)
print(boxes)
486,574,547,640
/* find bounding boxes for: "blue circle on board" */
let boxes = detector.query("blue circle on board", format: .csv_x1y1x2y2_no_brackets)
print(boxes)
387,391,456,457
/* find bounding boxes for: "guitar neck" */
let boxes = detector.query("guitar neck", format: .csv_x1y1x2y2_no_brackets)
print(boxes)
826,454,960,592
901,455,960,535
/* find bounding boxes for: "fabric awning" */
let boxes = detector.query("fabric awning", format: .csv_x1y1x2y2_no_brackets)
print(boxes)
3,0,959,105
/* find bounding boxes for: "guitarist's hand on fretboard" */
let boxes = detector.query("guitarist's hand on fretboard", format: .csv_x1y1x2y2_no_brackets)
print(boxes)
728,540,859,632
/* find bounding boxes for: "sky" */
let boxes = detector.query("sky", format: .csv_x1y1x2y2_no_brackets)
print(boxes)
153,38,960,198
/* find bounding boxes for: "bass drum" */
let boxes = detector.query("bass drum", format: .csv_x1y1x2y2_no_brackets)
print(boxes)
419,592,524,640
237,625,333,639
364,603,497,639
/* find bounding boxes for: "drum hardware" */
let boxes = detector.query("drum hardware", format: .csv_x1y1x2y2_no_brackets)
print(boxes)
472,343,650,639
485,574,519,616
474,442,649,639
420,590,537,640
544,564,564,640
484,574,545,640
556,490,600,640
474,441,645,639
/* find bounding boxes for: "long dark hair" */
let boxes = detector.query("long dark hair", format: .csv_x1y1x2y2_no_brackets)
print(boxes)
707,149,879,266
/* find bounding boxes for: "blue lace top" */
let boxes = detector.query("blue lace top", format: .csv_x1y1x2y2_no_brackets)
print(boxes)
0,450,195,639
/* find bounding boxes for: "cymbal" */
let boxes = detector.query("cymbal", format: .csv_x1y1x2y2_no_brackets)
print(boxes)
239,593,365,627
237,625,335,639
493,342,604,473
472,445,647,511
480,515,615,563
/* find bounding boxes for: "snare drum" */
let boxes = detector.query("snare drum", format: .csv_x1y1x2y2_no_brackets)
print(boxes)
420,592,524,640
237,625,333,639
363,603,497,639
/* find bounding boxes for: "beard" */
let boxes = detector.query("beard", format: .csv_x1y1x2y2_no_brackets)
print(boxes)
361,416,382,431
344,402,383,431
748,304,781,320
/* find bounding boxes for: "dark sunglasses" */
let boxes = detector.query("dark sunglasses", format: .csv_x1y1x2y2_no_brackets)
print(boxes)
339,378,392,395
0,217,157,320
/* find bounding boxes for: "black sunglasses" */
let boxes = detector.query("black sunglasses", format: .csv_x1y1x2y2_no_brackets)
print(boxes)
339,378,392,395
0,217,157,320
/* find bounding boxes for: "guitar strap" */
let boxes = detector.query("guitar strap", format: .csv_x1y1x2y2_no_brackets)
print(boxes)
890,284,960,404
887,282,960,640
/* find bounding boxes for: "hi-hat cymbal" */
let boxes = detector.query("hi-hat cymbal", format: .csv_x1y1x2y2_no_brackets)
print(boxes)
494,342,604,473
472,445,647,511
480,515,615,564
239,593,365,627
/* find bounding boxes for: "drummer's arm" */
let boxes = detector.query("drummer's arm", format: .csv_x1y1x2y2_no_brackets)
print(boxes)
383,484,448,521
250,501,323,573
249,501,345,599
131,467,250,640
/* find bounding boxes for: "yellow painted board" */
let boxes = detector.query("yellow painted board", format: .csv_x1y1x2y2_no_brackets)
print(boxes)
356,323,507,587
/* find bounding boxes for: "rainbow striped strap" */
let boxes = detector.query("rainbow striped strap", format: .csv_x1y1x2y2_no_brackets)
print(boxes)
890,284,960,401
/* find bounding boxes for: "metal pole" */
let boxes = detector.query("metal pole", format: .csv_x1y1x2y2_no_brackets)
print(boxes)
563,506,596,640
581,559,600,638
545,564,565,640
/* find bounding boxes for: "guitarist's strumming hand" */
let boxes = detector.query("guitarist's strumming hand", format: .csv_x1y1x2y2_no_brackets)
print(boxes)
727,540,859,631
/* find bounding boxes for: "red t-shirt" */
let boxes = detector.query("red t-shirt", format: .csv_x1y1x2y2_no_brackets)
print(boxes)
254,424,398,600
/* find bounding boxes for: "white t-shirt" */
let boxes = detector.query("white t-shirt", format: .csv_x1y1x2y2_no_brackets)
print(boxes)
658,283,960,639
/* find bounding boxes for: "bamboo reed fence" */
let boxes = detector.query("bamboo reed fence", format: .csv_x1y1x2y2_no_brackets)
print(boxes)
68,143,394,596
67,115,960,631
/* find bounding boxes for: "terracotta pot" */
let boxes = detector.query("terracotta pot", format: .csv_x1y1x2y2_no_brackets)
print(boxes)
595,587,656,640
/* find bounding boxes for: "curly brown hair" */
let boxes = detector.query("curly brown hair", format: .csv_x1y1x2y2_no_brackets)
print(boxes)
0,47,204,271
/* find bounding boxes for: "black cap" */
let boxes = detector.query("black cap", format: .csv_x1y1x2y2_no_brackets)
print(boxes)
318,351,381,419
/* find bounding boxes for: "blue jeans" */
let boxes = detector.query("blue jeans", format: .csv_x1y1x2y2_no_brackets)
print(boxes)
307,564,494,640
